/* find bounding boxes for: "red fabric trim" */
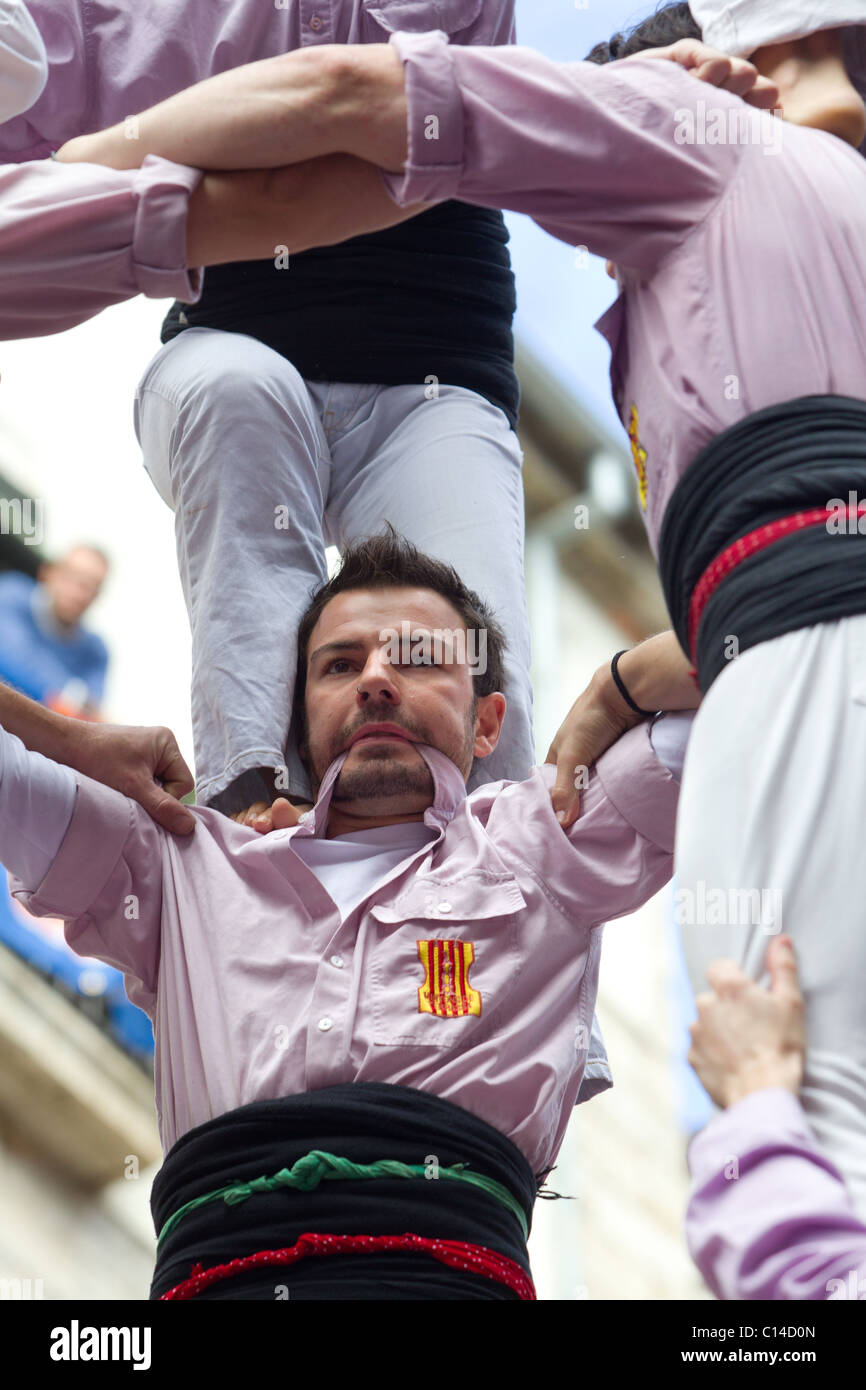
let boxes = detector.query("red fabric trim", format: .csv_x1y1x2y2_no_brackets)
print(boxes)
159,1232,537,1301
688,504,866,660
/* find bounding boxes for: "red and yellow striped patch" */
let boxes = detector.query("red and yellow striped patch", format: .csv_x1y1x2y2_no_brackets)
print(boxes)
417,939,481,1018
628,404,648,510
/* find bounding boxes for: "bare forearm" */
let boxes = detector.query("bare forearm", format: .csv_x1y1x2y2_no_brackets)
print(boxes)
0,685,79,763
186,155,431,267
57,45,408,176
613,632,702,716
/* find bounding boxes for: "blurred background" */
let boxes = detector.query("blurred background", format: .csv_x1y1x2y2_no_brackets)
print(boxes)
0,0,714,1300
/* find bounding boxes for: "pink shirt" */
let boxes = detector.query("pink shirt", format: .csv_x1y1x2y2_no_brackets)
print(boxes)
0,154,202,339
382,33,866,551
8,727,684,1173
687,1088,866,1300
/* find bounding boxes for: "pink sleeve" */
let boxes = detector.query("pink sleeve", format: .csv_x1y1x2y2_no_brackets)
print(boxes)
0,153,203,340
382,32,742,273
486,717,684,927
10,775,168,1014
686,1088,866,1300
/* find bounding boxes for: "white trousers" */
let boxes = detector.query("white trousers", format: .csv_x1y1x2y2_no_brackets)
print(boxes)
134,328,534,806
675,617,866,1219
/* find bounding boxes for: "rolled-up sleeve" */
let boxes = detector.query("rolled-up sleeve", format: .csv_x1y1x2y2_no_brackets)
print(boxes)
382,31,740,272
9,773,168,1012
488,715,690,926
686,1088,866,1300
0,153,203,340
0,722,75,889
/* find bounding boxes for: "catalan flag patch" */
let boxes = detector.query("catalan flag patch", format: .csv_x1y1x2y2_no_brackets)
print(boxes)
628,404,648,510
417,939,481,1019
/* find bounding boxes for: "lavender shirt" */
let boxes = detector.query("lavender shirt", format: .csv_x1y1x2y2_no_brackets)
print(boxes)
1,719,685,1172
687,1088,866,1300
381,32,866,552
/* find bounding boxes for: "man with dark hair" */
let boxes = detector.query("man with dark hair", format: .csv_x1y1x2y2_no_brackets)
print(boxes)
0,545,110,716
0,528,695,1299
55,0,866,1222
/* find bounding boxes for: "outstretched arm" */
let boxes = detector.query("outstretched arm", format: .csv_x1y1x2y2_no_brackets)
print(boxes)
686,936,866,1300
0,684,194,835
56,44,409,174
546,631,700,828
183,153,432,267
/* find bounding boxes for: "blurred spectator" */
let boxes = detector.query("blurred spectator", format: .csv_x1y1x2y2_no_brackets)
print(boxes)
0,544,109,715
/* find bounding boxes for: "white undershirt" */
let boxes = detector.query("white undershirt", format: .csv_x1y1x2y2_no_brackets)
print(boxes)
289,822,438,921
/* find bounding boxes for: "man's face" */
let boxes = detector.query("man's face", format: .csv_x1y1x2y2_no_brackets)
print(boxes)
42,548,107,625
302,586,504,818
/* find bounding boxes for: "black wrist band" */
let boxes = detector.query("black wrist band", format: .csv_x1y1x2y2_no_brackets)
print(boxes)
610,649,659,719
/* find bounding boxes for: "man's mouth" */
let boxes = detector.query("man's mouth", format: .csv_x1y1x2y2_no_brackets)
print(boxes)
345,723,416,752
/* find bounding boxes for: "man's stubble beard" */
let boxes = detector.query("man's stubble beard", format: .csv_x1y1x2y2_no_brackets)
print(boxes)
305,696,478,805
331,747,435,805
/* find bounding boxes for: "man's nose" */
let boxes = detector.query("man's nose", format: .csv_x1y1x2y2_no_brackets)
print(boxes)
355,653,399,704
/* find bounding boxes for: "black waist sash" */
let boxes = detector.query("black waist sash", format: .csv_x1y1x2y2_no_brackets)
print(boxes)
162,201,520,430
658,395,866,691
149,1083,537,1301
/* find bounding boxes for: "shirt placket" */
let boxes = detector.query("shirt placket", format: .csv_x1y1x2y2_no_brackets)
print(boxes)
305,916,355,1087
298,0,335,45
302,844,448,1090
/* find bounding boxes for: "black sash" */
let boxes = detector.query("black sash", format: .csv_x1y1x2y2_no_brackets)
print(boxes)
150,1083,537,1301
162,202,520,429
658,395,866,690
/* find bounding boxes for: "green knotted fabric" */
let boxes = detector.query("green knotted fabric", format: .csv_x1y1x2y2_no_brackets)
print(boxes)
156,1149,529,1250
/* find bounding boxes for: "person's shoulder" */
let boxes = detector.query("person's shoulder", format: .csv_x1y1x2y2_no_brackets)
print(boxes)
0,570,36,601
79,626,109,661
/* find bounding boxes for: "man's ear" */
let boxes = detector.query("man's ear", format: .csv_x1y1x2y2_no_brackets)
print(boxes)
473,692,506,761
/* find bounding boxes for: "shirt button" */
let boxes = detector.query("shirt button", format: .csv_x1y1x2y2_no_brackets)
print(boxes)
437,901,452,914
318,1016,334,1032
309,14,323,31
330,955,344,969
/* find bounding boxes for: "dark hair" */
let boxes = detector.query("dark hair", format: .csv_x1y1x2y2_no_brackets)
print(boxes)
585,2,701,65
293,524,507,738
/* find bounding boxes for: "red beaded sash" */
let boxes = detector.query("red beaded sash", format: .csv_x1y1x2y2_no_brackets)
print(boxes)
159,1231,537,1301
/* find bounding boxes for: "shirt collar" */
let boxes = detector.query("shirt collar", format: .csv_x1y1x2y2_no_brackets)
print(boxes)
294,743,468,840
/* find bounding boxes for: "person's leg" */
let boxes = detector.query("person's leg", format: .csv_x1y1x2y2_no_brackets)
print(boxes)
675,617,866,1219
315,381,534,787
135,329,331,810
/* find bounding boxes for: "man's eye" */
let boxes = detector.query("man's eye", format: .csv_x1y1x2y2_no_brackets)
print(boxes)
326,659,353,674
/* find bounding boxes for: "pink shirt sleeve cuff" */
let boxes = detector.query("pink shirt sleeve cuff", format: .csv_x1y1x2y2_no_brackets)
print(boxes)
687,1087,824,1181
381,30,466,206
594,717,683,853
132,154,204,303
11,775,134,920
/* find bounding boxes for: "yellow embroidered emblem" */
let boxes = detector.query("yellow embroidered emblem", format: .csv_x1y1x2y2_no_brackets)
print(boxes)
628,404,648,509
417,939,481,1019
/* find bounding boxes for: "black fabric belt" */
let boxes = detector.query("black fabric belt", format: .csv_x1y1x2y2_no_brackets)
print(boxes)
162,201,520,430
149,1082,537,1301
658,395,866,691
